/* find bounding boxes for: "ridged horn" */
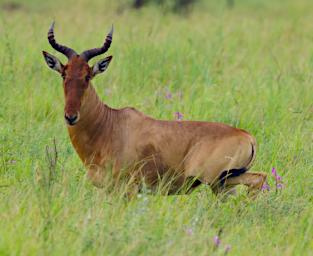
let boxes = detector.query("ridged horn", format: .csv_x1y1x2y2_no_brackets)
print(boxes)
80,25,113,62
47,21,77,59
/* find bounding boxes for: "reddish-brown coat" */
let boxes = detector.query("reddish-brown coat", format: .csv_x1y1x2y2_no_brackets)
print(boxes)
60,59,266,194
43,28,267,195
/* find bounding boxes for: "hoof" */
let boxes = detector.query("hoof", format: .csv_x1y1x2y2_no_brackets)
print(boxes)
248,172,268,198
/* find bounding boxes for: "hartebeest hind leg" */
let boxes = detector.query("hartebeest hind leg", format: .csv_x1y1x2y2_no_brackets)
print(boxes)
222,172,267,195
184,135,267,197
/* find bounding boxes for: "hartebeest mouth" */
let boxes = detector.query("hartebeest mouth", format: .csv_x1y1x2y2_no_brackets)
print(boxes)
64,112,80,126
42,22,268,197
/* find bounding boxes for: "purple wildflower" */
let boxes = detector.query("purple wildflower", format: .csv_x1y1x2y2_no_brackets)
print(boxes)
225,244,231,254
165,89,173,100
175,112,183,121
186,228,193,236
271,167,277,177
271,167,284,191
261,183,270,191
213,235,221,247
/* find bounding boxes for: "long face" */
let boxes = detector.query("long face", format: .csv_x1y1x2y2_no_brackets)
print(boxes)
42,22,113,126
62,57,90,125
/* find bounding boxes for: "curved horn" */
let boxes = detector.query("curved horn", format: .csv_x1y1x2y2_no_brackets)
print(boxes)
80,25,113,62
47,21,77,59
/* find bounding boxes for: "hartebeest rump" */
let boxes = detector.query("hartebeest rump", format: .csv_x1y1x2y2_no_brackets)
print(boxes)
42,22,267,195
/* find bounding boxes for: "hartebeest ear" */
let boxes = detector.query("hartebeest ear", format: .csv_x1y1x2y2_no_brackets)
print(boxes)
92,56,113,76
42,51,64,73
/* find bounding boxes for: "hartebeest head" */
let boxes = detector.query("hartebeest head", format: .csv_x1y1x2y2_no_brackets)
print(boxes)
42,22,113,125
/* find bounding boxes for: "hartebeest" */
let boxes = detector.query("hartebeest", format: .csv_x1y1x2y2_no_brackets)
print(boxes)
42,22,267,196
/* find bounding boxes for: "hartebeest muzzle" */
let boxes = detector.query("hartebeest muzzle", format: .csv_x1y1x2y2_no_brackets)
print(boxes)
64,112,80,126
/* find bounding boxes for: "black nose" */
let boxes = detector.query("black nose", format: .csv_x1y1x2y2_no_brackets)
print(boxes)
65,114,78,125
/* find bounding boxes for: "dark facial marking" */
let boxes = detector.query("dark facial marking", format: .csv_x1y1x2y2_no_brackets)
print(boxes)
46,56,56,68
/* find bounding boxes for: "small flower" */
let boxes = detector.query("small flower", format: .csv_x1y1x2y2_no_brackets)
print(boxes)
271,167,277,177
165,91,173,100
224,244,231,254
186,228,193,236
261,183,270,191
271,167,284,191
175,112,183,121
213,235,221,247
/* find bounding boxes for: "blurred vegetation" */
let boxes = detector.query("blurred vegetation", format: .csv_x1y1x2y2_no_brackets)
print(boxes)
132,0,198,13
0,0,312,255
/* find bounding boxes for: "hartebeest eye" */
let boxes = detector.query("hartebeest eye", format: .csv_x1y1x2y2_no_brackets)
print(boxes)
85,75,91,82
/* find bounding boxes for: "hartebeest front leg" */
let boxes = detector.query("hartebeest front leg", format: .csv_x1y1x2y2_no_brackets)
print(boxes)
87,159,122,188
87,167,106,188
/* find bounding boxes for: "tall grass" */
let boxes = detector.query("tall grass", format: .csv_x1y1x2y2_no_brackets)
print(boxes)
0,0,312,255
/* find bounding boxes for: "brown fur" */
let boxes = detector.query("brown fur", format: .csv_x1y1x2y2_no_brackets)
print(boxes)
50,55,267,196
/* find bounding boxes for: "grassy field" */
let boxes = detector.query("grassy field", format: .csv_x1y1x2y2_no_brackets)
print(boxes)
0,0,312,255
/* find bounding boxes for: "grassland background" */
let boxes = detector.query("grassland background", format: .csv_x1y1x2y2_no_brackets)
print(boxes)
0,0,312,255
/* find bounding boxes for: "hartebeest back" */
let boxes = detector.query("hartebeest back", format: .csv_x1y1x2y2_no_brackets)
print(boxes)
42,22,267,195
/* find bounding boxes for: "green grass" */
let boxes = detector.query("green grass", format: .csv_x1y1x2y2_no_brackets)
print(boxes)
0,0,312,255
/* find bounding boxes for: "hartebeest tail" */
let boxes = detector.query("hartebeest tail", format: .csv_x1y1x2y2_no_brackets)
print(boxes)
42,22,267,196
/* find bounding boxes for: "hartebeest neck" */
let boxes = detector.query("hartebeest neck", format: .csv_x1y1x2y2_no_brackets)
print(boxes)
67,84,117,165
